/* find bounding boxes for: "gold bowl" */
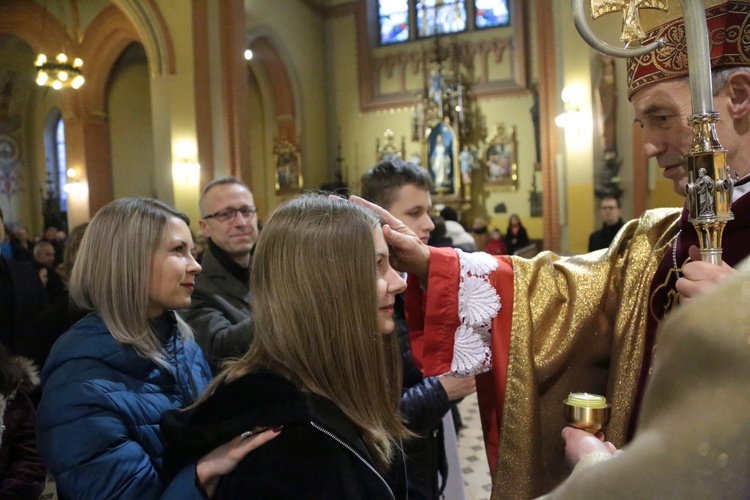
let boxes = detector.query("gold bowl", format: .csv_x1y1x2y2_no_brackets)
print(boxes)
563,393,611,434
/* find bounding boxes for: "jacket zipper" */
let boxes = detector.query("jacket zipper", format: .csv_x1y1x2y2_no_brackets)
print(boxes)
310,421,396,500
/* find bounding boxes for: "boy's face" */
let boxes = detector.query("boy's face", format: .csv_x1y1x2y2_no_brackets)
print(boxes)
386,184,434,244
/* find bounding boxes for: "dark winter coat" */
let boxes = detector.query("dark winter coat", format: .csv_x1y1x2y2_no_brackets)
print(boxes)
0,257,47,355
588,218,625,252
0,356,46,500
504,225,530,255
36,313,212,500
161,369,405,499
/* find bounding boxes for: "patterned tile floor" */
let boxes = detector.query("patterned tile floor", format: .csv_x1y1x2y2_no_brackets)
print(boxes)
456,392,493,500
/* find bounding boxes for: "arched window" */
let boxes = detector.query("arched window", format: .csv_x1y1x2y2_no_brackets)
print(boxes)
43,109,67,220
378,0,510,45
54,117,68,213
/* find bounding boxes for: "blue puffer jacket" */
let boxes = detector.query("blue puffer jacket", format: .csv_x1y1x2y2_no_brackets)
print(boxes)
36,313,212,500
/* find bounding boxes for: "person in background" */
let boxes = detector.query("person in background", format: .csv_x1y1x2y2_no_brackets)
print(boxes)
39,226,63,265
0,208,47,356
440,206,477,252
588,197,625,251
161,195,410,499
0,343,46,499
32,242,65,300
485,228,507,255
504,213,530,255
10,227,33,261
427,216,453,248
471,217,490,252
25,223,90,369
36,198,277,499
1,225,12,259
183,177,258,369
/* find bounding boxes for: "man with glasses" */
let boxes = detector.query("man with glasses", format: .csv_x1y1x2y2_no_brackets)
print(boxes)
588,196,624,251
183,177,257,368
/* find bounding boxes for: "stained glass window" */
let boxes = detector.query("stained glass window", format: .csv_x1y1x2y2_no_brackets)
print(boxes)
379,0,410,45
416,0,467,38
475,0,510,29
377,0,510,45
55,118,68,211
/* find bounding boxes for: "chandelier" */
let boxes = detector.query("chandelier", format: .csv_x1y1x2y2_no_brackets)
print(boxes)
35,53,85,90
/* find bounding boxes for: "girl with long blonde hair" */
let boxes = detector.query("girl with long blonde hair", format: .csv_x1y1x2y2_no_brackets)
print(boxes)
162,194,411,499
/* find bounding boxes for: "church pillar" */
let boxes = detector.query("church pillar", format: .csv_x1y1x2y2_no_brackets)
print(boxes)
555,0,596,254
536,0,561,252
219,0,251,183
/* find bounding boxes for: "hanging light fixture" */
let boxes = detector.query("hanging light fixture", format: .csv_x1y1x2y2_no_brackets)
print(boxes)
35,0,85,90
35,53,85,90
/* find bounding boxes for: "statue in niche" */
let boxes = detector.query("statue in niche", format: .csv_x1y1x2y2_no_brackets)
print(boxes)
594,55,623,199
529,83,541,165
273,139,302,193
426,122,455,193
431,134,451,187
459,145,476,184
688,168,715,218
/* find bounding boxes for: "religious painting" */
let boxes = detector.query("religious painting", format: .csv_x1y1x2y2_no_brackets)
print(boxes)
273,139,303,194
483,124,518,191
425,121,458,195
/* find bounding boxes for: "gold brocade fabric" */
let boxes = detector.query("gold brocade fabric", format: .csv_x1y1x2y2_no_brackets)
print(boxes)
541,260,750,499
491,208,681,499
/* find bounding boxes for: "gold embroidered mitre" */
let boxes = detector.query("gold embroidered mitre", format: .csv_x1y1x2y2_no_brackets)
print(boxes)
626,0,750,98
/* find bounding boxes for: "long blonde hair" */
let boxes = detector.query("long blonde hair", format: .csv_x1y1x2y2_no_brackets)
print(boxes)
206,194,409,470
69,198,193,366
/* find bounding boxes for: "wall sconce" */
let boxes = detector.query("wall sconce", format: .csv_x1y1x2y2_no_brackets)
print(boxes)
555,86,585,131
63,168,84,195
172,160,201,185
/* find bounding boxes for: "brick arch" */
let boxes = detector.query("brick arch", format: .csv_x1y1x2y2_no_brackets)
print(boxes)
78,5,142,115
0,0,73,55
67,5,147,215
113,0,175,76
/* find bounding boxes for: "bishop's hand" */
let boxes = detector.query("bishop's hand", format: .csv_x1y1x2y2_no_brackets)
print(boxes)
676,245,737,304
348,195,431,280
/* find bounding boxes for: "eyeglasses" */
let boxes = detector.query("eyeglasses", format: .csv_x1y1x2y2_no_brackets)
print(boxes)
202,206,257,223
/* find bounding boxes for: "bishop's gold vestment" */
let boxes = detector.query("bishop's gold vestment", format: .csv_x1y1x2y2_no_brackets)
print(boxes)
407,208,683,498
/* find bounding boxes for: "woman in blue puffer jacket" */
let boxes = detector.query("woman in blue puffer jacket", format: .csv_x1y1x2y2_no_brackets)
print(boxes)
36,198,279,500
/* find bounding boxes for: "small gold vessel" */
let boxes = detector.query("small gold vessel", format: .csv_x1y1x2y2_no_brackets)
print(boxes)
563,392,611,434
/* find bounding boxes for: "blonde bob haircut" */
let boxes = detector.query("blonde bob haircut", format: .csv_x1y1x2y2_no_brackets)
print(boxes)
206,194,410,471
69,198,193,366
